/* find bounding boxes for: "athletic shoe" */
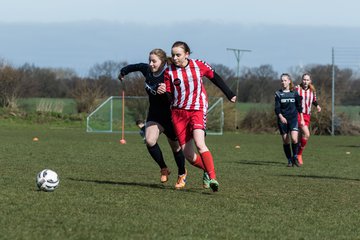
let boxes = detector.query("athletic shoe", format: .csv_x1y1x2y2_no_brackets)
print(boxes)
287,159,293,167
203,172,210,189
297,155,303,166
209,179,219,192
160,168,170,183
175,169,187,189
292,156,300,167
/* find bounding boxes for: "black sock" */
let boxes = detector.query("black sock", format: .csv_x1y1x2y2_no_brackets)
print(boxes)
283,144,292,161
147,143,167,169
173,150,186,175
292,143,299,157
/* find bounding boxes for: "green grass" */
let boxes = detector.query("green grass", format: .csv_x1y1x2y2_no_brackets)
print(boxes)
1,123,359,239
17,98,78,114
237,102,360,123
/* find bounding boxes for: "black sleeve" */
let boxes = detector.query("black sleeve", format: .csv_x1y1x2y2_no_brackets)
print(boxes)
209,71,236,101
312,101,319,107
164,92,173,105
274,91,281,115
118,63,149,80
295,92,303,113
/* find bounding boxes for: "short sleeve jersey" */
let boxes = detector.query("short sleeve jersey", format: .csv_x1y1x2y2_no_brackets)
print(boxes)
164,59,214,111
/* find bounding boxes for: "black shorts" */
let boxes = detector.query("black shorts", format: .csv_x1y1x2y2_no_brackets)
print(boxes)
277,117,298,135
146,109,177,141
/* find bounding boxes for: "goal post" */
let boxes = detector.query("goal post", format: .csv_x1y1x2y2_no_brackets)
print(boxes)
87,96,224,135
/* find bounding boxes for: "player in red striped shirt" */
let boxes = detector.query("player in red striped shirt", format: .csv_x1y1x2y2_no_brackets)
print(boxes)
295,73,321,165
161,41,236,192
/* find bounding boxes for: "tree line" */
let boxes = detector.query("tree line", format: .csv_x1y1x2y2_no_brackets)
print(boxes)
1,58,359,113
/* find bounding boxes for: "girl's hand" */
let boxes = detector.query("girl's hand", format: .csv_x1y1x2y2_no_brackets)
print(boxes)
317,105,321,113
230,96,237,103
280,115,287,124
300,119,305,127
157,83,166,94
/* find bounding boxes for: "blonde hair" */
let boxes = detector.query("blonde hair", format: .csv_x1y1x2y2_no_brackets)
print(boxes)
149,48,172,65
301,73,316,92
280,73,294,91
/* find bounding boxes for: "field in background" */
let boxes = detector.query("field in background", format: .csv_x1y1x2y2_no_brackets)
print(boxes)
0,123,359,239
18,98,78,114
17,98,360,125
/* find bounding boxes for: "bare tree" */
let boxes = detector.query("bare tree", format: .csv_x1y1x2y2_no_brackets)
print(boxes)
89,60,127,80
71,78,105,113
239,65,278,103
0,65,24,109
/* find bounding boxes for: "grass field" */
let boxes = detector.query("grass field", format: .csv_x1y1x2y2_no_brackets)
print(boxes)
1,123,359,239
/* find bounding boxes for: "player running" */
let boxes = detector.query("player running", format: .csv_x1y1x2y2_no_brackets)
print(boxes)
118,48,186,188
160,41,236,192
275,73,304,167
295,73,321,166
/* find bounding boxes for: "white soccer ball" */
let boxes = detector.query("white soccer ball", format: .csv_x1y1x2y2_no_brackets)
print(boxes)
36,169,60,192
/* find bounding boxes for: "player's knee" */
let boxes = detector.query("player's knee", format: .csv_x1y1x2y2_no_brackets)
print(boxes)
145,137,157,146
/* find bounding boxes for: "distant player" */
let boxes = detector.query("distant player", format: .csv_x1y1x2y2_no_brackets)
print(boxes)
160,41,236,191
135,119,146,143
275,73,304,167
119,49,186,187
295,73,321,165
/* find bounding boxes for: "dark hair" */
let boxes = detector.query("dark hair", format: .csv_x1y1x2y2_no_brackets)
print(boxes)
171,41,191,54
135,119,144,125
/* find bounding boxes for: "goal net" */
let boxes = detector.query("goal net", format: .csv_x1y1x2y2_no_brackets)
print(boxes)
86,96,224,135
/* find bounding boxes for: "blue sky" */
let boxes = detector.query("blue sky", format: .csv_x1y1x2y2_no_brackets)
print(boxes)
1,0,360,76
1,0,359,27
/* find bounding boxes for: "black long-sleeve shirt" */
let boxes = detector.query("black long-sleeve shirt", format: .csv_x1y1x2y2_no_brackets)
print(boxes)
119,63,170,113
274,89,302,119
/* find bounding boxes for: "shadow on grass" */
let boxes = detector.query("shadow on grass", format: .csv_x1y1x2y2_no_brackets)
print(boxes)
279,174,360,182
68,177,212,194
235,159,284,167
337,145,360,148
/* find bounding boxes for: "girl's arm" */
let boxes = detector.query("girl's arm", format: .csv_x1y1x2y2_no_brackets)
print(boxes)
274,91,287,124
209,72,236,102
299,113,305,127
118,63,148,80
312,91,321,112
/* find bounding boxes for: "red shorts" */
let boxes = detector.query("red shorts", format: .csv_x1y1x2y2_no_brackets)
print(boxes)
298,113,311,127
171,108,206,145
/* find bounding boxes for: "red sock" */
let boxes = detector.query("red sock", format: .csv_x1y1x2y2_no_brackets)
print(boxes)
298,138,308,155
201,151,216,179
190,154,205,170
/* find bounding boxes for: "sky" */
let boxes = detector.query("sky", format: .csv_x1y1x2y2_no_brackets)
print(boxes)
1,0,360,27
1,0,360,76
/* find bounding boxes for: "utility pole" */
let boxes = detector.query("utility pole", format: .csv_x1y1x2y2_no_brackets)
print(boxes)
226,48,251,130
331,47,335,136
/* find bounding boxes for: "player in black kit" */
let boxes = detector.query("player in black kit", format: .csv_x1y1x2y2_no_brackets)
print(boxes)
119,49,186,187
275,73,304,167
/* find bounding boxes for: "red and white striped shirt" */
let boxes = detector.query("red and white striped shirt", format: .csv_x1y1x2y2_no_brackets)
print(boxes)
164,59,214,111
295,85,317,115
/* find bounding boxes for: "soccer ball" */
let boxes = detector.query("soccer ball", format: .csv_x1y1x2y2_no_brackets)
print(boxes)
36,169,60,192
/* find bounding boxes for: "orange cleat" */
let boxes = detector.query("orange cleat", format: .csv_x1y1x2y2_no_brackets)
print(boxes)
175,169,187,189
160,168,170,183
297,155,303,166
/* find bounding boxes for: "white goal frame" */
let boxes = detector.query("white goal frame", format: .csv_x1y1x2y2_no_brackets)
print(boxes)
86,96,224,135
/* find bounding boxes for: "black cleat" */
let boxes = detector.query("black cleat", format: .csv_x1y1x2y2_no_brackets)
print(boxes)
292,156,300,167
